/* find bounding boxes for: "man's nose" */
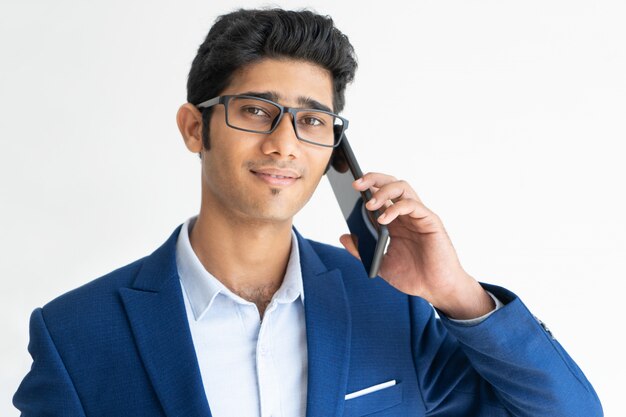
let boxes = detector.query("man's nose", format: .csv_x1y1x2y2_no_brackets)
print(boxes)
261,112,301,159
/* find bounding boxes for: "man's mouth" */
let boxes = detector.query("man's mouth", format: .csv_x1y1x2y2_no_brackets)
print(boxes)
262,174,293,179
250,167,301,186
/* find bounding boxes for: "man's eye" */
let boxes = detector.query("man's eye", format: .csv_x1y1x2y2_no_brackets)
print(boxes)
242,106,271,117
301,116,324,126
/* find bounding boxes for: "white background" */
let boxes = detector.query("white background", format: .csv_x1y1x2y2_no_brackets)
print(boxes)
1,0,624,415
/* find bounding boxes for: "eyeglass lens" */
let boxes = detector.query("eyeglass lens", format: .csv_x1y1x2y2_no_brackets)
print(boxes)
227,96,343,146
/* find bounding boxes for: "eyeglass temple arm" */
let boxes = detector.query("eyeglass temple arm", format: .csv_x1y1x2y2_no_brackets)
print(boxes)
195,96,222,109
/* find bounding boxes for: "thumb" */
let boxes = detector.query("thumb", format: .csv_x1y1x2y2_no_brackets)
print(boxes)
339,234,361,260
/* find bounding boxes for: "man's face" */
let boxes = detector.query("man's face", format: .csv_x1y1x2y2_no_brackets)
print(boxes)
200,58,335,224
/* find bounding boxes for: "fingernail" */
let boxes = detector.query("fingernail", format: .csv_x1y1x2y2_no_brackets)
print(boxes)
368,198,377,207
356,177,363,183
378,213,386,221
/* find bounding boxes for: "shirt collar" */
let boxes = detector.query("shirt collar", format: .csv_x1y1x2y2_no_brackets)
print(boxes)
175,215,304,321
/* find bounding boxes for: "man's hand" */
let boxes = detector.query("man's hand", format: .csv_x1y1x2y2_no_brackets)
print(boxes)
339,172,495,320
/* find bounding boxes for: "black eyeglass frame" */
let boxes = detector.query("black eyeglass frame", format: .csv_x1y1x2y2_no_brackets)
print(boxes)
195,94,349,148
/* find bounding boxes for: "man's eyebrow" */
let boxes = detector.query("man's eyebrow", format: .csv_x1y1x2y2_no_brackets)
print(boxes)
240,91,280,102
297,96,332,113
239,91,333,113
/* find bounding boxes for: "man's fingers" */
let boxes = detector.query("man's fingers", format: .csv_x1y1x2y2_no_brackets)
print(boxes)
353,172,397,192
376,199,431,225
365,181,421,212
353,172,435,229
365,181,406,210
339,234,361,260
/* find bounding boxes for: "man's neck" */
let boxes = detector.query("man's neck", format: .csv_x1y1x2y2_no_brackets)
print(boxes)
188,205,294,318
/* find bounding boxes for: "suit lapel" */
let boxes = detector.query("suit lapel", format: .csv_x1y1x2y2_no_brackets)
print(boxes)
119,225,212,417
118,225,352,417
297,232,352,417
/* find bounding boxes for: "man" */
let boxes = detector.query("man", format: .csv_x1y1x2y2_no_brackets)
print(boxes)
14,8,602,417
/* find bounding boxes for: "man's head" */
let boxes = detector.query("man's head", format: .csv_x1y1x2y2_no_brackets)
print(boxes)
177,8,357,225
186,8,357,150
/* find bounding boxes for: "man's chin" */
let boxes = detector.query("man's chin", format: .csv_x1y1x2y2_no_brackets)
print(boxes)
230,199,298,225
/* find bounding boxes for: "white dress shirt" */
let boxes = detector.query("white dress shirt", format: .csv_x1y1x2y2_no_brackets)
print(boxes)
176,216,307,417
175,215,503,417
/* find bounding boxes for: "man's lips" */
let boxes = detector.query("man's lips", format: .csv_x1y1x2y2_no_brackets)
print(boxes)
250,167,301,186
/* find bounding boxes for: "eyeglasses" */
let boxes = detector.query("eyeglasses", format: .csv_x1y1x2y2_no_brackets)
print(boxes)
195,95,349,148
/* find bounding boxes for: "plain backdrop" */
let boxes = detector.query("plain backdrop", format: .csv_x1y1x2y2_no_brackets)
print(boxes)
1,0,624,415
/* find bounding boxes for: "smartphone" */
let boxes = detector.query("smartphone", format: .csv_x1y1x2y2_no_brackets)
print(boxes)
326,133,389,278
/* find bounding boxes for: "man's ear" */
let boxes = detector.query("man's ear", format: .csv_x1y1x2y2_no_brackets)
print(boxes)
176,103,204,154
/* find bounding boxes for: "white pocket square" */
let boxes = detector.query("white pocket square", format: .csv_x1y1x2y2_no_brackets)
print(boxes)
345,380,396,400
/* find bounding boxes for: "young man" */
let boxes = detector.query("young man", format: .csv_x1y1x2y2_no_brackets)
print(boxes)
14,8,602,417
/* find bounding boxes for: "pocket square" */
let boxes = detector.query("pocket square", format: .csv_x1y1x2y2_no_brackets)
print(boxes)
345,380,396,400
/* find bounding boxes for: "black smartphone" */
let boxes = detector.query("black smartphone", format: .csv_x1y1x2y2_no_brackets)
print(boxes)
326,133,389,278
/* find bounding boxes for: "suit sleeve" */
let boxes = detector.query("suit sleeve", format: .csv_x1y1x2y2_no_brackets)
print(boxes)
410,284,603,417
13,308,87,417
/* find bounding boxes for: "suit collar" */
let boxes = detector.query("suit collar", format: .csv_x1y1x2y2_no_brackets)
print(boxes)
120,224,212,417
120,224,352,417
295,230,352,417
176,215,305,321
130,224,183,292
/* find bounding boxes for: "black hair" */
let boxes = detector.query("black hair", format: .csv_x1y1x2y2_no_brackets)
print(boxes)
186,8,358,152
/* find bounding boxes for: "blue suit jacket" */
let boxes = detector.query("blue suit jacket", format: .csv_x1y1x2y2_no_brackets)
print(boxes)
14,225,602,416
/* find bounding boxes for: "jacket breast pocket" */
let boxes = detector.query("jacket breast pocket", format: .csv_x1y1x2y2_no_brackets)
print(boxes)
343,382,403,417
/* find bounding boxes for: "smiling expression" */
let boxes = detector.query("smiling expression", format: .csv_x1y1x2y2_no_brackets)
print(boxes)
199,58,336,224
